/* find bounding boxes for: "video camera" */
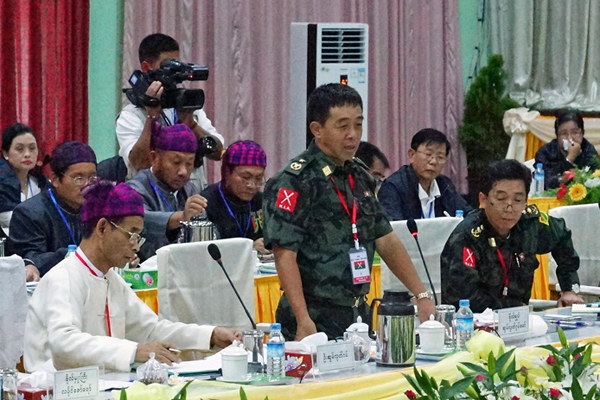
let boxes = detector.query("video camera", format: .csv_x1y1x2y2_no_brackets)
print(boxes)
123,59,209,110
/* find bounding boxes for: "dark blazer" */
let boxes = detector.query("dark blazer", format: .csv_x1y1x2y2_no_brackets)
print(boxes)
0,158,47,213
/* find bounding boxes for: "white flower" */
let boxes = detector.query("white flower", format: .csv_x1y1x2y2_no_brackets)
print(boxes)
584,166,591,172
584,177,600,188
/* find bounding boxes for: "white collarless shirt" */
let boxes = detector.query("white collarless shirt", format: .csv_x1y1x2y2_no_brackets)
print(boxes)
418,179,441,219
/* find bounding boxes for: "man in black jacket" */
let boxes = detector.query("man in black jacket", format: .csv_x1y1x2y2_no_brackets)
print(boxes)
378,128,471,221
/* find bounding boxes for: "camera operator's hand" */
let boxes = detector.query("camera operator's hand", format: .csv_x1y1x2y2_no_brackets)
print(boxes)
178,108,224,161
145,81,164,117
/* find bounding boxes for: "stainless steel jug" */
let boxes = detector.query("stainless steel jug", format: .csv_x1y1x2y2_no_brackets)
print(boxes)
369,290,415,366
179,220,216,242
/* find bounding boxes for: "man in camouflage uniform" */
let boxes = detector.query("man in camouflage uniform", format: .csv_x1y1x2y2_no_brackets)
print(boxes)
263,83,435,340
441,159,584,313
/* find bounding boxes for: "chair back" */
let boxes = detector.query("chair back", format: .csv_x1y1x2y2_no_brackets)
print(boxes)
157,238,255,331
381,217,461,297
0,255,26,368
547,204,600,287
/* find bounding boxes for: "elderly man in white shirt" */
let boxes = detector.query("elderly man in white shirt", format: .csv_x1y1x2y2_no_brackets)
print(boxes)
24,181,240,372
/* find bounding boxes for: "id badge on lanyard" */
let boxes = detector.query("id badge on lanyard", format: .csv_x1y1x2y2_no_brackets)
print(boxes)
331,174,371,285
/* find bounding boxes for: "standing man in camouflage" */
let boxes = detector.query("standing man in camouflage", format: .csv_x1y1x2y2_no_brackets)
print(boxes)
263,83,436,341
441,159,584,313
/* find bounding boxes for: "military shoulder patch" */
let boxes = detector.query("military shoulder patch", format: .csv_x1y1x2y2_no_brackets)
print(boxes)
276,188,298,213
463,247,476,268
471,224,484,238
284,157,309,176
526,204,540,215
538,210,549,226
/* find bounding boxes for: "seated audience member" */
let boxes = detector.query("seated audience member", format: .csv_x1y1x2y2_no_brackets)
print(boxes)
354,141,390,194
0,123,47,235
128,121,207,261
7,142,96,280
24,181,240,372
440,159,583,313
378,128,471,221
116,33,224,190
201,140,268,253
535,109,599,189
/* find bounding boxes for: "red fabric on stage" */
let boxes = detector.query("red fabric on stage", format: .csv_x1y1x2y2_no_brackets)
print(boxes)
0,0,89,160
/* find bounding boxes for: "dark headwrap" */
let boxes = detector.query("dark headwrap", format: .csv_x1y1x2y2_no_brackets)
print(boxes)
81,181,144,222
150,120,198,153
50,141,97,176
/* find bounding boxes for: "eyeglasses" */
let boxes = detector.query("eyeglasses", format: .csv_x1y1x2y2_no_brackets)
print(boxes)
68,175,98,187
109,221,146,247
557,129,583,139
487,196,527,210
415,150,446,164
233,171,266,188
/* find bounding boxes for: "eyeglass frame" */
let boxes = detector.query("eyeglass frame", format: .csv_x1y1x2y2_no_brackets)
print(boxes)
65,174,98,187
557,128,583,140
414,149,447,164
486,194,527,211
109,220,146,247
232,169,266,188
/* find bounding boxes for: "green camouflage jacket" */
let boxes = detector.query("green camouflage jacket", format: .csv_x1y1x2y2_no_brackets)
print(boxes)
263,141,392,306
441,206,580,313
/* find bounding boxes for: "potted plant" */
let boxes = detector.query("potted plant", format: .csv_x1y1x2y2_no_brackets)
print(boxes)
458,54,520,205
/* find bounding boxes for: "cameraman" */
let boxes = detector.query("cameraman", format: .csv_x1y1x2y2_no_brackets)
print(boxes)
116,33,224,190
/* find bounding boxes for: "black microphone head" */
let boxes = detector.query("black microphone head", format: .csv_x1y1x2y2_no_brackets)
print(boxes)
207,243,221,261
407,218,418,235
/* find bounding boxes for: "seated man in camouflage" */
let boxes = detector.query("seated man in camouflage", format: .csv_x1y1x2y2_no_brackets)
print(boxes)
441,159,584,313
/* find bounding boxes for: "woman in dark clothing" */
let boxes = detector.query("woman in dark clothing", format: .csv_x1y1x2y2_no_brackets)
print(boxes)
201,140,269,254
0,123,47,234
535,109,600,189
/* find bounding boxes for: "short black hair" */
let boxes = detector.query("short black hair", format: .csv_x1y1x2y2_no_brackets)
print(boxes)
355,141,389,169
138,33,179,65
410,128,451,155
554,109,584,136
82,216,125,239
2,123,36,153
307,83,362,126
480,159,532,196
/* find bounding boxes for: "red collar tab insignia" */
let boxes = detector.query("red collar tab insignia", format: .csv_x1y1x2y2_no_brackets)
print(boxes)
276,188,298,213
463,247,476,268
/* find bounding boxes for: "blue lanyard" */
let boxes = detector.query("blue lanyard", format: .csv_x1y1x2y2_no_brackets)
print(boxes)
162,109,178,126
217,183,252,238
48,188,76,245
149,181,174,212
421,201,434,219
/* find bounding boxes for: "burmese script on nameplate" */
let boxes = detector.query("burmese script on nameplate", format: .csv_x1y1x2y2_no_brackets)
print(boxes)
54,366,100,400
316,341,354,372
496,306,529,338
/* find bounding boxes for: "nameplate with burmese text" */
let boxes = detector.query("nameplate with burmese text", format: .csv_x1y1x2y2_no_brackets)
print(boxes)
316,341,354,372
54,366,99,399
496,306,529,338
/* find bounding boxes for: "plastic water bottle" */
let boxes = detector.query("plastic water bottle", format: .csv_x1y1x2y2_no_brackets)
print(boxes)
454,299,474,350
534,163,545,196
266,323,285,378
65,244,77,259
455,209,464,218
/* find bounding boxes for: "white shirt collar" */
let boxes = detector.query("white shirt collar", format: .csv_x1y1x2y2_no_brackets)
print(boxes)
418,179,441,218
75,248,105,278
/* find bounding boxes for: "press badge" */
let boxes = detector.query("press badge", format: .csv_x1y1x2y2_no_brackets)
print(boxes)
349,247,371,285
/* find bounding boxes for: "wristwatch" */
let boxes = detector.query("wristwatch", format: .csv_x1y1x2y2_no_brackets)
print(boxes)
414,291,433,301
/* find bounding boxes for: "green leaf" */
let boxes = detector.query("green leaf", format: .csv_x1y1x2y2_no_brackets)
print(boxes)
403,373,425,396
558,326,568,348
240,387,248,400
171,380,193,400
460,362,489,376
439,376,476,400
495,348,515,377
585,384,597,400
571,374,584,400
120,388,127,400
487,352,496,377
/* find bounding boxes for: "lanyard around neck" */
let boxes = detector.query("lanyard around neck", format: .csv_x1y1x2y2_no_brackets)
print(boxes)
75,250,112,337
217,183,251,238
496,248,510,298
48,188,76,245
331,174,360,250
149,181,174,212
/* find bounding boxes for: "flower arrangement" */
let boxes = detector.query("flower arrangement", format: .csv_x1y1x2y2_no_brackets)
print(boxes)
403,328,600,400
549,166,600,205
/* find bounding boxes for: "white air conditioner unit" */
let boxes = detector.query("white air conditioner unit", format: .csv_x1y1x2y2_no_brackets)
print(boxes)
289,22,369,158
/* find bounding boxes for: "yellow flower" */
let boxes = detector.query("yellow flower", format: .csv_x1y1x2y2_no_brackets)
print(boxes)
593,169,600,178
568,183,587,202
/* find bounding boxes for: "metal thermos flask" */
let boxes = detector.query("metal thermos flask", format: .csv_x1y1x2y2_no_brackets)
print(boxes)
369,290,415,366
179,219,216,242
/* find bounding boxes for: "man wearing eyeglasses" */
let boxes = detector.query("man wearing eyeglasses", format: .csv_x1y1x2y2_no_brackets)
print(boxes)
24,181,241,372
200,140,270,254
128,122,208,261
8,141,97,278
440,159,584,313
378,129,471,221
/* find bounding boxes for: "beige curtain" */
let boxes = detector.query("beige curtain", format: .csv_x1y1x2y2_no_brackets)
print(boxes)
487,0,600,110
123,0,466,191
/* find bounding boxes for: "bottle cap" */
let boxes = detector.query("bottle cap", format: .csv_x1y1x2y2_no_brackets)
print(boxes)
270,322,281,330
536,163,543,169
459,299,470,307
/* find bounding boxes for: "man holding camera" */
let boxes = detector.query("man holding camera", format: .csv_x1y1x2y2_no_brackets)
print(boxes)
116,33,224,191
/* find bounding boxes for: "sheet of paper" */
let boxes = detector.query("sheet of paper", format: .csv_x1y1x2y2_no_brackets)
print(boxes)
166,353,222,375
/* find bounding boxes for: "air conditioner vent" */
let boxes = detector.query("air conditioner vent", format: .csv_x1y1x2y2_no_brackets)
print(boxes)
320,28,366,64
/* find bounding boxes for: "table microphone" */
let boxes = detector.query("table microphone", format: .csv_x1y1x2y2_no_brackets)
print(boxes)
407,218,438,305
207,243,256,329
